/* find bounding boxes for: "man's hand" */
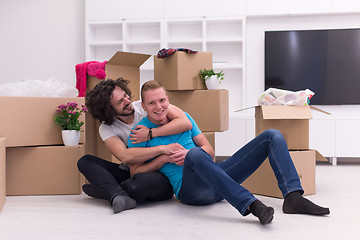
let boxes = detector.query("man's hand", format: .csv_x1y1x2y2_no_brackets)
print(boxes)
169,148,189,166
129,125,149,144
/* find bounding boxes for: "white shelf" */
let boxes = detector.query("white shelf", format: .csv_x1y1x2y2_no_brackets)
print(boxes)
86,16,246,108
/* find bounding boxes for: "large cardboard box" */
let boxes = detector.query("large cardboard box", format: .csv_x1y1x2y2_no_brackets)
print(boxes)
167,90,229,132
154,52,212,90
242,150,317,198
6,145,85,195
0,96,85,147
255,106,312,150
0,138,5,211
85,51,151,156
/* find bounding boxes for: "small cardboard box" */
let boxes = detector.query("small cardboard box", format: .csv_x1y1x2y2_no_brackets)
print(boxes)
0,138,6,211
242,150,318,198
0,96,85,147
85,51,151,156
154,52,213,90
6,144,85,195
167,90,229,132
255,106,312,150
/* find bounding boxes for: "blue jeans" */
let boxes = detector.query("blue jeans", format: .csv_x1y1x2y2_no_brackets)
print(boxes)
178,129,304,216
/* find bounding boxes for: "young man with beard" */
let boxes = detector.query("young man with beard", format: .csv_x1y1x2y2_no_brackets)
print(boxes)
127,80,330,225
78,78,192,213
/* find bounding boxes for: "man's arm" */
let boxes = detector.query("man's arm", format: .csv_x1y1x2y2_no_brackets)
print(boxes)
168,133,215,164
129,104,192,143
104,136,182,165
192,133,215,158
128,133,215,176
129,155,170,177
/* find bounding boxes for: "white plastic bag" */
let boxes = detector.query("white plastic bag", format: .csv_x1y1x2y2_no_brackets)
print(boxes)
258,88,314,106
0,78,78,97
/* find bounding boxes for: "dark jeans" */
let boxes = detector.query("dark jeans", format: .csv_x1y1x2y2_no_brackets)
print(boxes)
178,129,304,216
77,155,174,203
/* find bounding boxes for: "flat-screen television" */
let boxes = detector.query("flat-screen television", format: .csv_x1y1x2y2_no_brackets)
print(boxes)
265,28,360,105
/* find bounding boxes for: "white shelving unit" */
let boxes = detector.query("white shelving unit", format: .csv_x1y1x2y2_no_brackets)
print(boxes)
85,17,246,113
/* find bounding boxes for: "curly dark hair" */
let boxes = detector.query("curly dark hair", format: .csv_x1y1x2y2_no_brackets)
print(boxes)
86,78,132,125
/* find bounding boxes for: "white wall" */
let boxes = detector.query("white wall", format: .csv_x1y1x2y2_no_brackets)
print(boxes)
246,14,360,107
0,0,85,87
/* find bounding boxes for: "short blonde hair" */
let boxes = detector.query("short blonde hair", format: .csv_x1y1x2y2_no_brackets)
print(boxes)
140,80,164,102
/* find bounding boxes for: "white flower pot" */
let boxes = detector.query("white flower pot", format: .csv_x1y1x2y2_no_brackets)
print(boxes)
61,130,80,146
206,75,221,90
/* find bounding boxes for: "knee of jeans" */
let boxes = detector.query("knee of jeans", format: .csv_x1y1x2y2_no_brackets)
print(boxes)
122,179,145,202
77,154,92,170
185,147,207,166
263,129,283,140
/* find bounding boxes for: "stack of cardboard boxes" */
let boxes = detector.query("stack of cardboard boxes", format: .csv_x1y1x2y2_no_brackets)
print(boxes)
0,96,86,207
242,105,326,198
86,51,229,163
154,51,229,153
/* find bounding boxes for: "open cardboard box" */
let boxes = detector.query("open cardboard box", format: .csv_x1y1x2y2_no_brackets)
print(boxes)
236,105,330,150
6,144,85,195
85,51,151,157
242,149,324,198
154,51,212,90
0,138,5,211
0,97,85,147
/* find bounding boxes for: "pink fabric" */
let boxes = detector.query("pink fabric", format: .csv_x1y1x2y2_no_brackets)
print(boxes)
75,61,107,97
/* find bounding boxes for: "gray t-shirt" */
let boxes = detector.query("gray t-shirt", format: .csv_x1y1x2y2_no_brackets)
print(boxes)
99,100,147,147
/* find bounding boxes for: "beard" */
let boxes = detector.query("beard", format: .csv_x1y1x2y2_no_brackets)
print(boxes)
116,103,135,117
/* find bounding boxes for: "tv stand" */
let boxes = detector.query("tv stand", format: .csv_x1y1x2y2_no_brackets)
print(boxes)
309,105,360,166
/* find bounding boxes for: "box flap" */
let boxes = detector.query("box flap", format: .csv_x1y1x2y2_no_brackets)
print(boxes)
315,150,328,162
260,106,312,120
107,51,151,67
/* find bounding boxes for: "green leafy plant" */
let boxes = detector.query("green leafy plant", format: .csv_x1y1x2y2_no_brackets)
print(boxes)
199,69,225,84
54,102,88,131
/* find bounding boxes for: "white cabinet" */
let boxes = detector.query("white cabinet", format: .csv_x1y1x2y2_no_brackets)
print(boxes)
309,119,336,157
335,119,360,157
164,0,246,18
86,17,246,111
246,0,332,16
85,0,164,21
215,119,247,156
333,0,360,13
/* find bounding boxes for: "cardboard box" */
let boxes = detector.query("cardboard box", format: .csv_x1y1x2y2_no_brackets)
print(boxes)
154,52,212,90
255,106,312,150
203,132,215,151
167,90,229,132
203,131,215,162
0,96,85,147
242,150,318,198
85,51,151,156
0,138,5,211
6,145,85,195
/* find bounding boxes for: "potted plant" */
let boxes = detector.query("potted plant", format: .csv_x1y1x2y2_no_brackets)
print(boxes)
199,69,224,90
54,102,87,146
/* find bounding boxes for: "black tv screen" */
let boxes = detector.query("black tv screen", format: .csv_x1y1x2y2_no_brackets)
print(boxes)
265,28,360,105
